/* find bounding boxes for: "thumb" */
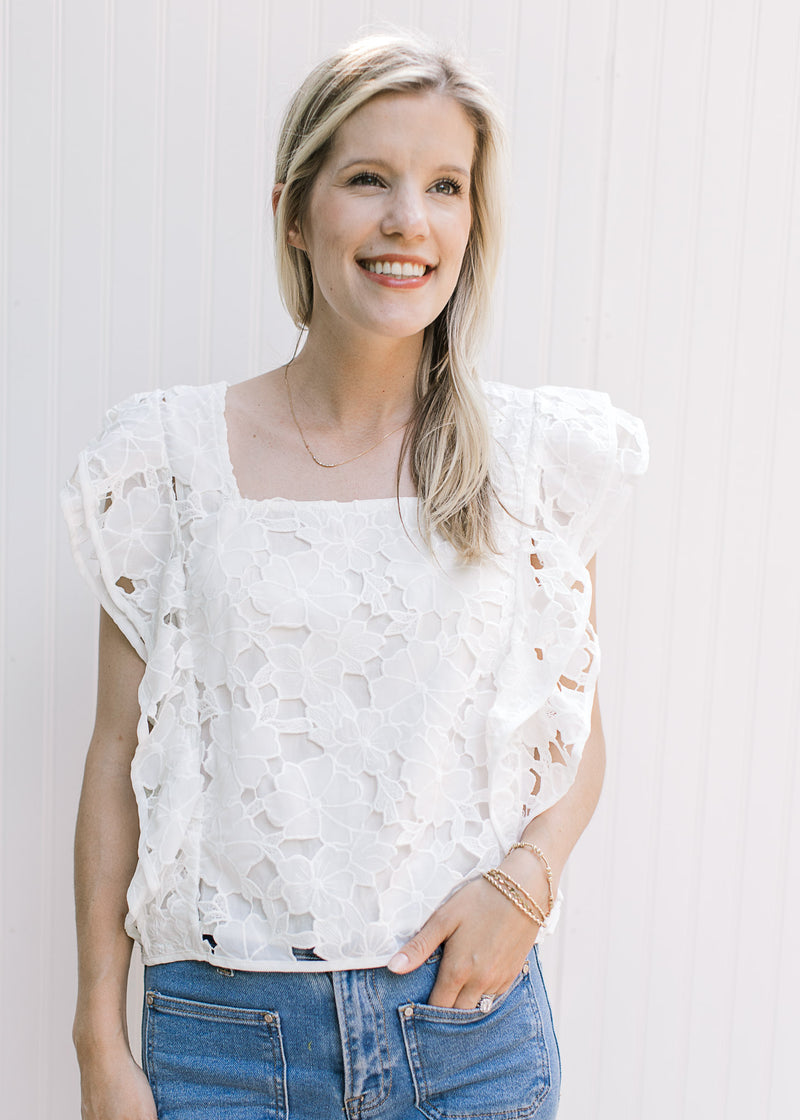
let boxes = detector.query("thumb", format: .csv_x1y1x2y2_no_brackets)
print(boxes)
386,912,450,974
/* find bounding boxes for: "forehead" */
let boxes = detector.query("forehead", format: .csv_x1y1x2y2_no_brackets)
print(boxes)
327,90,476,168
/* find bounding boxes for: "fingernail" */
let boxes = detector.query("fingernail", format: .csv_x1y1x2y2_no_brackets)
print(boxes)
387,952,409,973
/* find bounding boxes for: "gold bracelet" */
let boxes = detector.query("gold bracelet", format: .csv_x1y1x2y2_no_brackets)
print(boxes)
482,868,546,926
482,870,543,926
487,866,549,923
507,842,555,911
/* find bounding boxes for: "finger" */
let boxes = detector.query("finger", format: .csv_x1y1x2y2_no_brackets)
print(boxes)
426,968,464,1008
453,981,490,1010
387,913,452,974
435,963,519,1010
426,950,477,1008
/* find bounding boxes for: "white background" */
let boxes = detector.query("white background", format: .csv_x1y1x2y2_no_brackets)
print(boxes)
1,1,799,1117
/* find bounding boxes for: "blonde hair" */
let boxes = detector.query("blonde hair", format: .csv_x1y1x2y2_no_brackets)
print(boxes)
274,31,508,560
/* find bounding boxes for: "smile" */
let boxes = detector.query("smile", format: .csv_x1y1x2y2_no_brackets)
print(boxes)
359,260,429,277
356,257,435,289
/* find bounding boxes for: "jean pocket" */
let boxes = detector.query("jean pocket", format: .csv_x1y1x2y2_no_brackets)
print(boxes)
143,990,288,1119
397,967,556,1120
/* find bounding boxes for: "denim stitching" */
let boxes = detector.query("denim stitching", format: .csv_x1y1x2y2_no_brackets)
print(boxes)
409,966,525,1023
523,968,551,1115
332,972,358,1117
531,1083,557,1119
359,968,392,1113
400,967,551,1120
143,993,160,1114
143,988,288,1118
532,947,560,1072
146,991,277,1024
531,949,560,1115
269,1010,290,1120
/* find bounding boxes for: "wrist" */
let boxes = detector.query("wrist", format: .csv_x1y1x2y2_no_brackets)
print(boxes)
513,824,569,882
488,837,564,935
73,1004,130,1061
495,851,547,916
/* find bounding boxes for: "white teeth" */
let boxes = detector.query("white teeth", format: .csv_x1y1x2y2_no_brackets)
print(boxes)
362,260,427,278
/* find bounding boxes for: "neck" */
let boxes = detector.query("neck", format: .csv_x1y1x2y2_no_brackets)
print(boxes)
286,324,423,432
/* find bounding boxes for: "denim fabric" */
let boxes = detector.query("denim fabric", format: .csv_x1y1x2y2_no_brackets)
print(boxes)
142,945,561,1120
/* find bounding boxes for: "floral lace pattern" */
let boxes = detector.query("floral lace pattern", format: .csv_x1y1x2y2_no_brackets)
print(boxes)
61,379,648,970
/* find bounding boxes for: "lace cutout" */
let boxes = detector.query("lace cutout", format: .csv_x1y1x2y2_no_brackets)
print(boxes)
61,379,648,968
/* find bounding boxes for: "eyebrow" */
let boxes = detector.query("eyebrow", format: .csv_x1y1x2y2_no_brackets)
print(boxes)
338,158,471,178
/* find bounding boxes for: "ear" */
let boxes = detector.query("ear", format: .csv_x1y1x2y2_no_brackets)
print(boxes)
272,183,307,252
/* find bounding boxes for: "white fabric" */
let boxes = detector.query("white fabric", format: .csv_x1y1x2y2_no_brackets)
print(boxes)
60,379,648,971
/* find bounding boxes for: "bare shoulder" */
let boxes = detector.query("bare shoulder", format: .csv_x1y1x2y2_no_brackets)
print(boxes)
225,367,288,425
225,367,296,452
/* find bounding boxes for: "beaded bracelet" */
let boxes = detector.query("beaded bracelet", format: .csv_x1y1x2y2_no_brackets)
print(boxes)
507,841,555,912
491,867,548,923
481,867,548,927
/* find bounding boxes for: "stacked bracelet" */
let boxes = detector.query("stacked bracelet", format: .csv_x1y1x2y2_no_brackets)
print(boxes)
482,867,550,927
481,842,557,930
507,841,555,912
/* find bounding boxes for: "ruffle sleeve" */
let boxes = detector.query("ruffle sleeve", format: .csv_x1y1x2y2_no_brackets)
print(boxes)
60,390,180,661
532,385,649,563
485,384,648,847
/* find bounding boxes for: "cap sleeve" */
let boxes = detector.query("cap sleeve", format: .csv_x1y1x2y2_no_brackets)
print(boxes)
60,390,179,660
532,386,649,563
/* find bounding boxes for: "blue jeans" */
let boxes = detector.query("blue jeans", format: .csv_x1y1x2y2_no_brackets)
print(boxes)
142,945,561,1119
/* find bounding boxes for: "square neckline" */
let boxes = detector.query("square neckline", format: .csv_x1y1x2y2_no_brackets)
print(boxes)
216,381,419,510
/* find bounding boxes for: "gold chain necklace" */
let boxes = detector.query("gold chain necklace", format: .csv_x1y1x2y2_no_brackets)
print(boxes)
284,360,411,469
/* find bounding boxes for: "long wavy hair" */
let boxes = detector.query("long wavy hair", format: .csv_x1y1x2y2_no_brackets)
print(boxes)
273,31,508,560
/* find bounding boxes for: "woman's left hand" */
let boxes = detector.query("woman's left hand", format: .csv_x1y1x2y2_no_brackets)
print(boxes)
386,871,542,1008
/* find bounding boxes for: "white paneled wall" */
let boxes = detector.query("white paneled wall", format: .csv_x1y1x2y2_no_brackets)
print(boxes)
2,2,798,1117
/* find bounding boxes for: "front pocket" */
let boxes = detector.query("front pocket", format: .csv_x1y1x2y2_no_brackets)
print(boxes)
397,968,555,1120
143,990,287,1119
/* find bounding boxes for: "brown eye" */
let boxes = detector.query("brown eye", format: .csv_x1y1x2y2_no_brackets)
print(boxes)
349,172,385,188
431,178,463,196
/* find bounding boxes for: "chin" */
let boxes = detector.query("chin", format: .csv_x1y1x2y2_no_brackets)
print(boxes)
374,321,432,340
351,312,434,340
365,300,449,338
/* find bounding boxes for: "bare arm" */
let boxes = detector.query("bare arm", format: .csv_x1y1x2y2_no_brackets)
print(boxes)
73,608,156,1119
388,555,606,1007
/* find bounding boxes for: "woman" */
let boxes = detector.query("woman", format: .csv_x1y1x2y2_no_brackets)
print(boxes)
63,31,648,1120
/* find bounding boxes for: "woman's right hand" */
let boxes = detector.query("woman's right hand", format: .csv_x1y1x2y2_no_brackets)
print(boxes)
78,1046,157,1120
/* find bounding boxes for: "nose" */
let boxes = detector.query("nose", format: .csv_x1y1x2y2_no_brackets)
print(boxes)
380,183,429,241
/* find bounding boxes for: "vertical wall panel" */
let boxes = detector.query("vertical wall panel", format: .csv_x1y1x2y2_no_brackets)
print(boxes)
2,2,799,1116
4,1,60,1115
104,0,162,401
0,0,9,1072
497,0,564,388
212,0,271,382
721,6,800,1113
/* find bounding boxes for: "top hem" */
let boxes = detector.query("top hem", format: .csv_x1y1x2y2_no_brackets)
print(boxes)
140,948,398,973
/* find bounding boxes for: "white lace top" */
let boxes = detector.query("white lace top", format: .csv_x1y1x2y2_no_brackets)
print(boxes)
61,379,647,972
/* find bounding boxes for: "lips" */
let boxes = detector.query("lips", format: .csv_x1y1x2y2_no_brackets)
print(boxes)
356,254,436,287
358,251,434,270
361,260,428,278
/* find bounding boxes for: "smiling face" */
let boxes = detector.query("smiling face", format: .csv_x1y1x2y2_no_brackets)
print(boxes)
286,91,476,343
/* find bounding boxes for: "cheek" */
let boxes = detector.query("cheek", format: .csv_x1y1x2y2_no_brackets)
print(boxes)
441,203,472,256
442,219,472,283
